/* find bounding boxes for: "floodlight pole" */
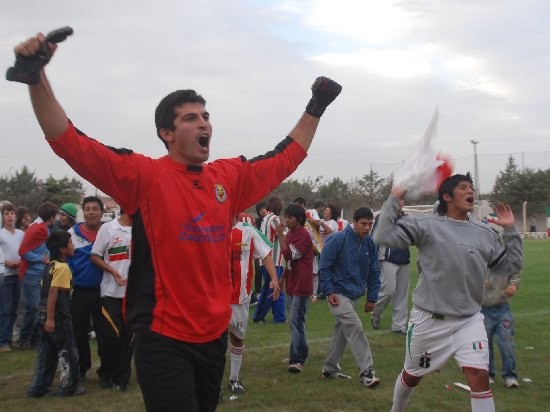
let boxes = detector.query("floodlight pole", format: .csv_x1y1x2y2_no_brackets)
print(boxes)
471,140,481,219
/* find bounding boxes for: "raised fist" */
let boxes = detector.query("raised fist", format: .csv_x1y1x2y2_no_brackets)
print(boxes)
305,76,342,118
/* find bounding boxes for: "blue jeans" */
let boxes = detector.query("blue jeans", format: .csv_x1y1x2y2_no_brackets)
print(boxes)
287,295,309,364
0,275,20,347
481,303,517,379
253,266,286,323
20,272,42,344
27,310,80,397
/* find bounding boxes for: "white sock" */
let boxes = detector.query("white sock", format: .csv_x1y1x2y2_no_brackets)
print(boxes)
229,344,244,381
391,372,415,412
471,390,495,412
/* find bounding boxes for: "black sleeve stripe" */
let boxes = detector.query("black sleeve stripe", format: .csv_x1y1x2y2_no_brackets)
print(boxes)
103,144,134,155
73,123,134,155
247,136,294,164
488,250,506,269
397,223,415,245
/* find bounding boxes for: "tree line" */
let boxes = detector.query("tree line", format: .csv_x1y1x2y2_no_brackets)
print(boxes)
1,158,549,219
0,166,84,213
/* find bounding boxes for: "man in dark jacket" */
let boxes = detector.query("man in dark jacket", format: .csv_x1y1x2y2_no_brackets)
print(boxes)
371,198,411,334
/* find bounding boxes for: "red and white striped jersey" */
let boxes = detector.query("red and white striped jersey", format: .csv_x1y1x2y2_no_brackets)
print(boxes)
231,222,272,304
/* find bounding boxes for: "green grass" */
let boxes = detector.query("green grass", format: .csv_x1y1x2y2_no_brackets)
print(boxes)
1,240,549,411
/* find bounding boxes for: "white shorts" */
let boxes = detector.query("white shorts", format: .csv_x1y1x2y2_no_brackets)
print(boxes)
404,308,489,377
228,303,250,340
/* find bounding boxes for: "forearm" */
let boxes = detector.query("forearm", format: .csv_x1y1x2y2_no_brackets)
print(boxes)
373,196,412,248
29,70,69,138
91,255,114,275
263,256,279,285
288,113,320,151
498,227,524,274
47,287,59,322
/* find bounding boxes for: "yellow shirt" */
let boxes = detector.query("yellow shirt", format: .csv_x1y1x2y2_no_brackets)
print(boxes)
50,260,72,291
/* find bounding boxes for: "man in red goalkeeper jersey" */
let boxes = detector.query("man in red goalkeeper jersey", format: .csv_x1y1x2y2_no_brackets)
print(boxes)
12,32,342,412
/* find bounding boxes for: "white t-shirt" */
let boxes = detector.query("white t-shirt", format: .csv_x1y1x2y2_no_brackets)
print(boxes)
91,218,132,298
319,219,338,243
0,228,24,277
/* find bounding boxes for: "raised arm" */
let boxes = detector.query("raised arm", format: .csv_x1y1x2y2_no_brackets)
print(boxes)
13,33,69,138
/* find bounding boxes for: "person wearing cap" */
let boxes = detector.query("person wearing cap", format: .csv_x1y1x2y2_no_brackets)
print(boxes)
56,203,77,232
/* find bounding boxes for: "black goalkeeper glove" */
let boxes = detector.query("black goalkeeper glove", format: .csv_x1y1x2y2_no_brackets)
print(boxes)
6,26,73,85
305,76,342,118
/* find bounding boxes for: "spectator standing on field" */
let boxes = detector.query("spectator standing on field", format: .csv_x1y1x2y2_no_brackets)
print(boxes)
482,270,521,388
253,196,287,324
91,210,133,391
27,230,85,398
18,202,59,349
0,202,24,352
68,196,106,383
319,207,381,387
277,203,314,373
371,197,411,335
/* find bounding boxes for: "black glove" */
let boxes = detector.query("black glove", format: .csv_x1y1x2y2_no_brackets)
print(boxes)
305,76,342,118
6,26,74,85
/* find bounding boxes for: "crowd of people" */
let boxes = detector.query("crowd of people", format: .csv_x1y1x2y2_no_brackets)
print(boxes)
0,198,133,398
0,29,524,412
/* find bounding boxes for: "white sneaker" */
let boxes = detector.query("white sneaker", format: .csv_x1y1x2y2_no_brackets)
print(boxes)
489,377,495,385
321,369,352,380
504,377,519,388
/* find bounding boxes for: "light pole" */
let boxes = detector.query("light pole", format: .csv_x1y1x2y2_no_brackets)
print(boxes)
470,140,480,219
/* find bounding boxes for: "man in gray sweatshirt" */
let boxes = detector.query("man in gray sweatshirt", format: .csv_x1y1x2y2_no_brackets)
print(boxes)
374,173,523,412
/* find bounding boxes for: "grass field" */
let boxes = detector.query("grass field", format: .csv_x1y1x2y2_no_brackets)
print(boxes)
1,239,548,411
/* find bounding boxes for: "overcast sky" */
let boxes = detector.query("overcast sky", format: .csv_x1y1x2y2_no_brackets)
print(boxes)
1,0,549,197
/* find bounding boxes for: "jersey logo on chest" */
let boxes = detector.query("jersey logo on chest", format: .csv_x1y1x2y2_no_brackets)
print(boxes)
215,184,227,203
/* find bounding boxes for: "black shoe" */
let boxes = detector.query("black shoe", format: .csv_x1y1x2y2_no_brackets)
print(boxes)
99,378,113,389
26,390,52,398
58,385,86,397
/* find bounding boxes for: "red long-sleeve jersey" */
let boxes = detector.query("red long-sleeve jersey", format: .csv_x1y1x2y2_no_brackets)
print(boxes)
49,122,306,343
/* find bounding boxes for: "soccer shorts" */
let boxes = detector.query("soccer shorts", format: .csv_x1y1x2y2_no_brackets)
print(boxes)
404,307,489,377
228,303,250,340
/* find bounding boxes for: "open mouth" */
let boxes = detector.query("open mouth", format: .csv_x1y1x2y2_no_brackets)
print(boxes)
466,196,474,204
199,135,209,148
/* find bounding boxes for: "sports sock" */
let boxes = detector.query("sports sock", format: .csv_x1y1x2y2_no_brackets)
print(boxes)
471,390,495,412
391,372,415,412
229,344,244,381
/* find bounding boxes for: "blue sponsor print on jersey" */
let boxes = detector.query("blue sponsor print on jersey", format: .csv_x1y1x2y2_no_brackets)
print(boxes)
191,212,205,223
179,214,226,243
